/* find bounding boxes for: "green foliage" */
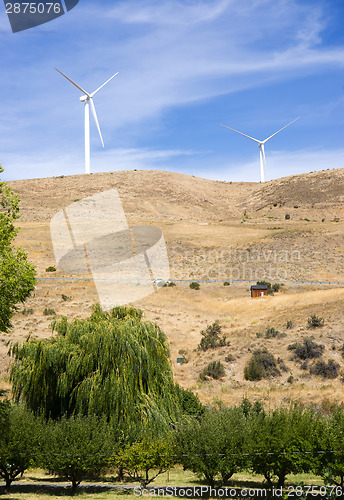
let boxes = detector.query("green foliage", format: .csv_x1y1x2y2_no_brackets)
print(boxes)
239,398,264,417
308,314,325,328
265,327,285,339
10,304,182,429
115,437,175,488
45,266,56,272
288,336,324,360
200,361,225,381
312,409,344,488
189,281,200,290
61,294,71,301
247,405,319,487
0,166,36,333
0,405,41,488
310,359,340,379
175,406,248,487
43,307,56,316
223,281,230,286
198,321,229,351
285,213,291,219
244,348,281,381
42,414,113,488
286,320,293,329
175,385,205,419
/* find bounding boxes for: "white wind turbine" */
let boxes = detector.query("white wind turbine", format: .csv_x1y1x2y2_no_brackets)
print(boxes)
56,68,118,174
220,118,299,182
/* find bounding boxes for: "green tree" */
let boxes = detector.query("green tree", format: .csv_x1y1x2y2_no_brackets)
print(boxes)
42,414,113,489
10,304,182,429
0,165,36,332
0,405,41,489
247,405,317,488
175,406,248,487
115,437,175,488
312,409,344,487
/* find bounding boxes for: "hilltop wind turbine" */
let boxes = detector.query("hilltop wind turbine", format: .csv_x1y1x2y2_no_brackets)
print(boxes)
56,68,118,174
220,118,299,182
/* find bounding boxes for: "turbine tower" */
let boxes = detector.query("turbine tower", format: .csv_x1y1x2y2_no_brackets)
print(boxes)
220,118,299,182
56,68,118,174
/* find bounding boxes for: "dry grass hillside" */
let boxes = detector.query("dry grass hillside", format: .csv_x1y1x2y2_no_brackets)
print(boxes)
1,168,344,409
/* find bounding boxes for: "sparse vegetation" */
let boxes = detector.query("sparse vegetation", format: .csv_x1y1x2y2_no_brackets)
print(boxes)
308,314,325,328
199,360,225,381
45,266,56,272
288,337,324,361
61,294,71,301
244,349,281,381
198,321,229,351
189,281,200,290
225,354,235,363
310,359,340,379
286,320,293,329
20,308,34,315
265,327,286,339
285,213,291,219
223,281,230,286
43,308,56,316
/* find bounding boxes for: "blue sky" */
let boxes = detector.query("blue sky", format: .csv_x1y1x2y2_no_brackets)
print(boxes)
1,0,344,182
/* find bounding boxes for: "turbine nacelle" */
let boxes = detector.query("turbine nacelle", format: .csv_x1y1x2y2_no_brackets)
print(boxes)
56,68,118,174
220,117,300,183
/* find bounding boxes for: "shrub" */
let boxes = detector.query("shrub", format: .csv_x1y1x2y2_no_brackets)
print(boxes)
285,214,291,220
190,281,200,290
310,359,340,379
308,314,324,328
288,337,324,360
167,281,176,287
61,294,71,301
265,327,285,339
286,320,293,329
45,266,56,272
225,354,235,363
20,308,34,315
256,281,283,296
272,283,283,293
257,280,272,295
223,281,230,286
198,321,229,351
244,349,281,381
43,308,56,316
200,361,225,381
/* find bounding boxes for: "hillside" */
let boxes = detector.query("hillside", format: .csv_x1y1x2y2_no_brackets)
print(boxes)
1,168,344,409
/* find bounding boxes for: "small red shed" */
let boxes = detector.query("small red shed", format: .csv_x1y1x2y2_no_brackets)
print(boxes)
250,284,268,298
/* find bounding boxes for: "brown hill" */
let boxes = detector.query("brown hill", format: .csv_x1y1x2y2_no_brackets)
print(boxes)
1,168,344,409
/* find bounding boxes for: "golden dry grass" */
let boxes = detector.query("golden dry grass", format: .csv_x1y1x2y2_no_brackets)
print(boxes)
1,169,344,409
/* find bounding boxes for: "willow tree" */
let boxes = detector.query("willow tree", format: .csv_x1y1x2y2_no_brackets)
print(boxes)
10,304,182,431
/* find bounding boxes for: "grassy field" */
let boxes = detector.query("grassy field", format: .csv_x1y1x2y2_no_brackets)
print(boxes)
0,467,327,499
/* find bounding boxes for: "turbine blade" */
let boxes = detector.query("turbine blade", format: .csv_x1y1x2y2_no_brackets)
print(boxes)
90,72,119,97
220,124,261,144
55,68,90,97
263,117,300,143
89,98,104,147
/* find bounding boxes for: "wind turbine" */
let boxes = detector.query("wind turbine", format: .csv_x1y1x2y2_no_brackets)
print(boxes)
56,68,118,174
220,118,299,182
